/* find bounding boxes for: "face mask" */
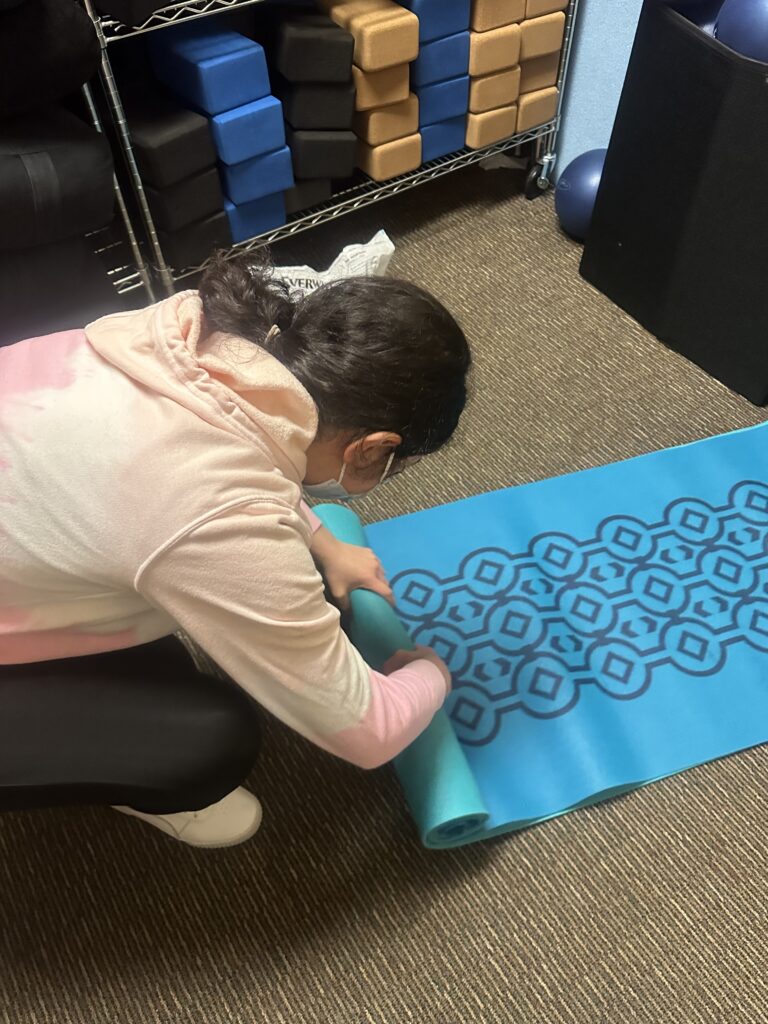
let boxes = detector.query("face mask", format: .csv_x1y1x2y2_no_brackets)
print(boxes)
303,451,395,503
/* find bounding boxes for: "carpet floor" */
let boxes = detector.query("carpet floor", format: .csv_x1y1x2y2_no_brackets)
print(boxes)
3,165,768,1024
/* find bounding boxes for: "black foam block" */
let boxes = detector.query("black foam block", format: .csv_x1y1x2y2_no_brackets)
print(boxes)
127,95,216,189
273,76,355,129
145,167,224,233
0,108,114,250
274,14,354,83
157,210,233,270
95,0,167,24
0,0,99,117
0,237,121,348
581,1,768,406
283,178,332,215
286,127,357,180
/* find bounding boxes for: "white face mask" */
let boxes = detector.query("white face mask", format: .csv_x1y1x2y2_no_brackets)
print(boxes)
303,452,395,503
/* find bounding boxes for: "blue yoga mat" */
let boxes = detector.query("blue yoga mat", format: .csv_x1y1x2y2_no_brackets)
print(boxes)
316,422,768,848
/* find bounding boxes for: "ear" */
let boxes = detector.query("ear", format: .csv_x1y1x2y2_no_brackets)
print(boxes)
343,431,402,470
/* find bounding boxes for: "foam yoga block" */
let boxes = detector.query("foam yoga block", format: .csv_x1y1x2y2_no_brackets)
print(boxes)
417,76,470,126
274,14,354,82
469,23,522,76
358,132,421,180
469,66,521,112
410,32,470,88
274,79,356,129
526,0,568,15
352,63,410,109
127,97,216,188
149,28,271,116
286,128,357,178
319,424,768,848
421,115,467,160
210,96,285,165
0,109,114,250
322,0,419,71
471,0,526,32
466,104,517,147
224,194,286,242
157,210,232,268
220,145,294,203
283,178,332,215
519,50,559,93
145,167,224,233
520,11,566,61
516,85,557,130
399,0,471,43
354,93,418,145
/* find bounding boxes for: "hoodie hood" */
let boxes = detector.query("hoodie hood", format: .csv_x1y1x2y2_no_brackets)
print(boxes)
85,291,318,482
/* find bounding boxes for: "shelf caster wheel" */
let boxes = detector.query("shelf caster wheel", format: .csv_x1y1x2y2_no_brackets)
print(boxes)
525,163,550,200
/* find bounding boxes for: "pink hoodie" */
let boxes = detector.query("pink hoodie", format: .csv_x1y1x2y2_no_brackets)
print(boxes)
0,292,446,768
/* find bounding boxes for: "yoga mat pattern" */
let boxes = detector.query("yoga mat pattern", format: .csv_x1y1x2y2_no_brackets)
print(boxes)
316,422,768,848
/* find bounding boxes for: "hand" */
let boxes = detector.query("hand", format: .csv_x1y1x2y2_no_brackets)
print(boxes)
313,531,394,611
383,646,452,692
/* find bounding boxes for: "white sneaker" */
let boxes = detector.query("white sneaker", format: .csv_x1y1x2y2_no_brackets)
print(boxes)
113,787,262,849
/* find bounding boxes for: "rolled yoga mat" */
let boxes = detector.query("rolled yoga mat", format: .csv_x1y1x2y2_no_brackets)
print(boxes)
316,422,768,849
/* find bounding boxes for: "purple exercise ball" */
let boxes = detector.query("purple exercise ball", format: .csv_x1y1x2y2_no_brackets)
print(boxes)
716,0,768,60
555,149,606,243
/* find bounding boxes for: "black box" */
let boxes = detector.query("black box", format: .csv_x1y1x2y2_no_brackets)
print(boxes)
127,95,216,189
158,210,233,270
145,167,224,233
274,76,356,130
274,14,354,83
581,0,768,405
286,127,357,180
284,178,332,215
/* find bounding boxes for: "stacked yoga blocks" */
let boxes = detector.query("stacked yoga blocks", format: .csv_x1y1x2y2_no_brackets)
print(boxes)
149,25,293,252
266,10,357,214
402,0,471,163
320,0,422,182
467,0,566,148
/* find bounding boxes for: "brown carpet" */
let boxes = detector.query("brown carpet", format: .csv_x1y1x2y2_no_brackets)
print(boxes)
3,167,768,1024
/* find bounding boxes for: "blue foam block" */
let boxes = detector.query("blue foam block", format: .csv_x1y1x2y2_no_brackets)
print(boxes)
400,0,471,43
417,75,469,127
220,145,294,204
224,193,286,243
317,421,768,848
211,95,286,165
421,115,466,161
411,32,470,88
150,26,271,116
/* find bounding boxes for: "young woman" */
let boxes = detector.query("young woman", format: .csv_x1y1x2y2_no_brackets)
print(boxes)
0,253,471,848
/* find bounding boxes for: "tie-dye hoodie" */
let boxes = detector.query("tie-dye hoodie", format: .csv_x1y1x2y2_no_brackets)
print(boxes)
0,291,447,768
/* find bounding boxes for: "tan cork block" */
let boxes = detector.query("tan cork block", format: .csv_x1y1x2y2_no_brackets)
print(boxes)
471,0,526,32
466,104,517,148
322,0,419,71
469,66,521,113
352,63,410,110
358,132,421,180
516,85,558,130
520,11,566,60
519,51,560,93
355,92,418,144
526,0,568,16
469,23,521,76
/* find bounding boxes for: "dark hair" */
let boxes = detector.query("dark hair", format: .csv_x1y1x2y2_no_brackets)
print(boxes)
198,251,471,458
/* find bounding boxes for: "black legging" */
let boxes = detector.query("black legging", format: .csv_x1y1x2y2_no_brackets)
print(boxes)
0,636,261,814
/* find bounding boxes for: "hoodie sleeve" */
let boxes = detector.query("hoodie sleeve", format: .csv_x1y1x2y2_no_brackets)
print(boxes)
135,499,447,769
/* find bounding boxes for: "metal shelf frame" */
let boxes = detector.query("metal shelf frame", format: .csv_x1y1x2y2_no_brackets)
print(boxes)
83,0,580,295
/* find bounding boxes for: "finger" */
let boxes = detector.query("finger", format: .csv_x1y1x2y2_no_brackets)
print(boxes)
370,579,395,606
